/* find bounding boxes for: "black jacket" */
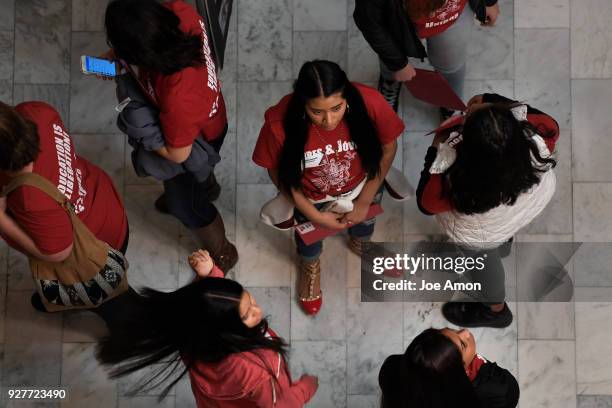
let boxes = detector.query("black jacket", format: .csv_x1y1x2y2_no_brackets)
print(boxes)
473,362,520,408
353,0,498,71
379,355,519,408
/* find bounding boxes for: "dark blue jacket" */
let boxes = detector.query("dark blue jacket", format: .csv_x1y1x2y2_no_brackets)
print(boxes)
115,74,220,183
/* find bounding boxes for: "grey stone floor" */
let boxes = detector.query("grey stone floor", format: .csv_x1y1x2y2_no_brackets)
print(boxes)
0,0,612,407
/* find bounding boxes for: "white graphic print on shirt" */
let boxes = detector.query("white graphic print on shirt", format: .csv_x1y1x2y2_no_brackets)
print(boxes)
198,19,220,117
426,0,462,28
305,139,358,193
52,123,87,213
143,18,220,119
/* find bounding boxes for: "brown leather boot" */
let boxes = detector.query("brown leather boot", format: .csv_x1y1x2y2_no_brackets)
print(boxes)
298,258,322,315
190,213,238,272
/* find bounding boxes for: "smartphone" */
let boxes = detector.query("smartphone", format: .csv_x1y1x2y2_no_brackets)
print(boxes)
80,55,117,77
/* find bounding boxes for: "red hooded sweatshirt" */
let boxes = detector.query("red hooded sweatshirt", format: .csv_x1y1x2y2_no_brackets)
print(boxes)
184,267,317,407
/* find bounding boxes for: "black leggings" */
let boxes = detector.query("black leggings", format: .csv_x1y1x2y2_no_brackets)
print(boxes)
92,223,147,329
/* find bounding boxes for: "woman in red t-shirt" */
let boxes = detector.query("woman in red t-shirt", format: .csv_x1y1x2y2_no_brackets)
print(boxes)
103,0,237,271
253,60,404,315
379,328,519,408
97,250,319,407
0,101,139,324
354,0,501,116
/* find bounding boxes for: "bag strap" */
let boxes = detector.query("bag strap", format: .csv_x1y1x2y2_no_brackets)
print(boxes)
1,173,69,207
119,60,160,108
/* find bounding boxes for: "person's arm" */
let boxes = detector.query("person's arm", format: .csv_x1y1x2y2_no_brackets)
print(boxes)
343,140,397,225
156,144,193,164
353,0,410,72
0,200,73,262
189,250,224,280
415,136,453,215
267,168,294,203
528,113,560,152
246,373,318,407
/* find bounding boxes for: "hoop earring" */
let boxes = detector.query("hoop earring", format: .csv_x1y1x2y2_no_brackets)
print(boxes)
346,103,350,113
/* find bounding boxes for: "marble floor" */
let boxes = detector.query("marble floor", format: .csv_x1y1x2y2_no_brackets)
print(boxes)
0,0,612,407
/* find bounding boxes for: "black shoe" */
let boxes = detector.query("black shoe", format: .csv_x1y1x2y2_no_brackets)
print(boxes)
440,107,456,121
378,75,401,112
442,302,513,328
31,292,48,313
154,194,170,215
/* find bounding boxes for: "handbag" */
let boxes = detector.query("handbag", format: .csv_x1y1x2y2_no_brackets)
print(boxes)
1,173,129,312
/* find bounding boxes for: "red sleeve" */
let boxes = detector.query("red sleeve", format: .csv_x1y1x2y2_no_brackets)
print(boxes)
252,119,284,169
526,113,560,153
158,90,203,148
419,174,453,214
416,147,453,215
208,265,224,278
7,188,73,254
359,84,405,145
288,377,317,404
245,375,316,407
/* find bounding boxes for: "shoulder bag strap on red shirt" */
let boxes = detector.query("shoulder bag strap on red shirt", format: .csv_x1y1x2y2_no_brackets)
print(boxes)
1,172,68,206
119,59,160,108
1,172,110,285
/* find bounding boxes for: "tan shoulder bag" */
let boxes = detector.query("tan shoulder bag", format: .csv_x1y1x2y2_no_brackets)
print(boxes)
1,173,129,312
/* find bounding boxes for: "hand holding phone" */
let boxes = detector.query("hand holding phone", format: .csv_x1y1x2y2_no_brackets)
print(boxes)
81,55,117,78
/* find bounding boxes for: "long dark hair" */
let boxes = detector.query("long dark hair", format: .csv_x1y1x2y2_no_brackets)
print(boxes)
379,328,481,408
278,60,383,193
96,278,287,399
446,103,557,215
105,0,205,75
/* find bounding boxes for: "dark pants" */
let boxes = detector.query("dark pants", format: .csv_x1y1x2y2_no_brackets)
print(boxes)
455,239,513,305
92,224,146,329
295,188,384,261
163,127,227,229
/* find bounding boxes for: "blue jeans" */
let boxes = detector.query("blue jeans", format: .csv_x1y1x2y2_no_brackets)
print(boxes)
295,188,384,261
163,126,227,229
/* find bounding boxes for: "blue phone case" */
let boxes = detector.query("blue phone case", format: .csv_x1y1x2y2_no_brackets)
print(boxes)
85,56,116,76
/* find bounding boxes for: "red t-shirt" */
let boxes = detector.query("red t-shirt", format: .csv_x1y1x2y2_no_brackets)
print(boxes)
139,0,227,147
413,0,468,38
0,102,128,255
252,83,405,200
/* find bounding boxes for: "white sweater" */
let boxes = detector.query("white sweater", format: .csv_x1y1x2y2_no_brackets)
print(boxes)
435,135,556,249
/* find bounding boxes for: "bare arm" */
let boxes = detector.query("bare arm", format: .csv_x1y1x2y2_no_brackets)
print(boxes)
344,140,397,225
156,144,193,164
359,140,397,204
267,168,295,203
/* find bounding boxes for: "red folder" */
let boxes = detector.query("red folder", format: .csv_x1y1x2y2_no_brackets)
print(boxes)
295,204,384,246
404,69,467,112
